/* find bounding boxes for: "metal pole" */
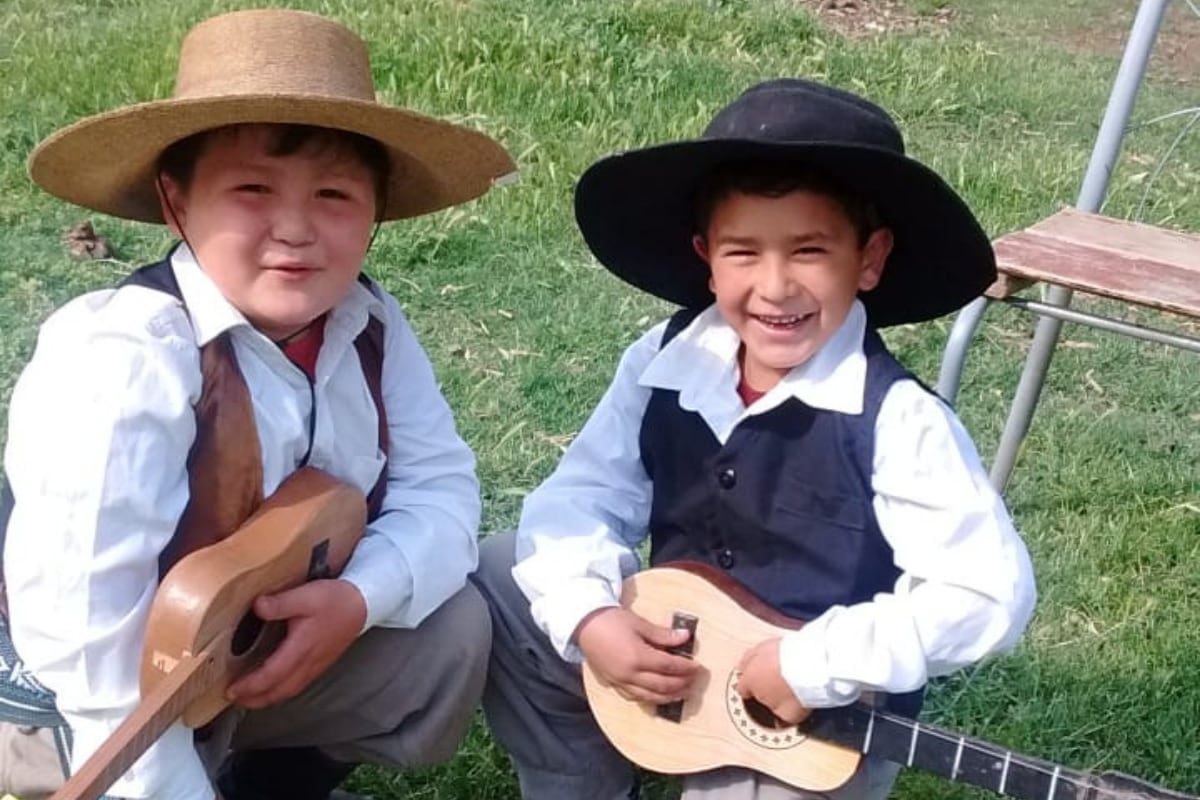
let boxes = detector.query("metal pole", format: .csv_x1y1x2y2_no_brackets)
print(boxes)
1003,297,1200,354
988,0,1170,490
936,297,990,405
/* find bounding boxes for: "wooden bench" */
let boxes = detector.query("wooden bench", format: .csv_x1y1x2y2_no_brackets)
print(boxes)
934,0,1190,491
984,207,1200,317
936,207,1200,490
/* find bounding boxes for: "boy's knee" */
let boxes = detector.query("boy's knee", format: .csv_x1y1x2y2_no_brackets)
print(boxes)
427,582,492,670
472,530,519,601
0,722,66,799
353,584,492,705
454,581,492,660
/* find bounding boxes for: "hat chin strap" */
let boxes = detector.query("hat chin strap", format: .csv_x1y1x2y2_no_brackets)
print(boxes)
364,179,388,255
156,173,197,257
366,220,382,254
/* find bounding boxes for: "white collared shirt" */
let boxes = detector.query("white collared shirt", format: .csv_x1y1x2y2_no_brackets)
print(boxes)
4,246,481,799
513,300,1036,707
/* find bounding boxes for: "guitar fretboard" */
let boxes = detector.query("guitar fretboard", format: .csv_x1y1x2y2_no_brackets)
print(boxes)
52,650,219,800
808,705,1092,800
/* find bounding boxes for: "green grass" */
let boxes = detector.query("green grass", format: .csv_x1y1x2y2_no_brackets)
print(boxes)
2,1,1198,798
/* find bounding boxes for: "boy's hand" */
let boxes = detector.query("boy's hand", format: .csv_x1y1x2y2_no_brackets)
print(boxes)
575,607,699,705
226,578,367,709
736,638,811,725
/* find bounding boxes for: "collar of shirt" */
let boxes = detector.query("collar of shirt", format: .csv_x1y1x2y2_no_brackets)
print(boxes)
637,300,869,442
169,244,384,350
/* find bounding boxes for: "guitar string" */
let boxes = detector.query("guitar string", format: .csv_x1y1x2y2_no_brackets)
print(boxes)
858,708,1142,798
721,676,1167,799
729,701,1151,800
729,695,1128,796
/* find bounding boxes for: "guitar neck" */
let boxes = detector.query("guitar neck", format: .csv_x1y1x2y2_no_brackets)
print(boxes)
807,705,1192,800
52,649,219,800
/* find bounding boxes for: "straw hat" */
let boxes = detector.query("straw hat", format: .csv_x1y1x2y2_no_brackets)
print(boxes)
574,79,995,327
27,9,517,223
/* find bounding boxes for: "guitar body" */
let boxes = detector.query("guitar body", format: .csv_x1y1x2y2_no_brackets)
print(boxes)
585,565,1200,800
139,466,366,727
582,564,862,792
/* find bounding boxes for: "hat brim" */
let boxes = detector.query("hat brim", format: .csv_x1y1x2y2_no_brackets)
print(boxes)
28,95,516,223
574,139,995,327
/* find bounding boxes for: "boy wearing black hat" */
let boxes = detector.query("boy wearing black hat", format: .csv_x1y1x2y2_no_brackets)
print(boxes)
473,79,1036,800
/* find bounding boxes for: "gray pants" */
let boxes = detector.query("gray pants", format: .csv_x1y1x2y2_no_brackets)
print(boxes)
1,583,490,799
472,532,899,800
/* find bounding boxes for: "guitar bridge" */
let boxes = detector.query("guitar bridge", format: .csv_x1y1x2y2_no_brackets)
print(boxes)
656,611,698,723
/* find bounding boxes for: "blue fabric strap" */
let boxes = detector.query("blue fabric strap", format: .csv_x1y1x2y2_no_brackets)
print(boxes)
0,616,65,728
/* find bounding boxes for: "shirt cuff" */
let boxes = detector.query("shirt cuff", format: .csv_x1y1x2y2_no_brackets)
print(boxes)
339,533,415,631
526,577,621,662
778,624,862,709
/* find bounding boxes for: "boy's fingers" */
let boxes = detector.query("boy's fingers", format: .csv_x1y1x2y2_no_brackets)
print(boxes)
623,671,692,704
253,592,284,621
639,648,698,677
253,585,311,621
227,633,305,703
621,687,678,705
633,617,692,648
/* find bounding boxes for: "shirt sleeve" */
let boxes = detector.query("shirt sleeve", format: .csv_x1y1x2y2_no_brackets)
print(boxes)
337,292,482,630
778,379,1037,707
3,289,214,799
510,324,667,661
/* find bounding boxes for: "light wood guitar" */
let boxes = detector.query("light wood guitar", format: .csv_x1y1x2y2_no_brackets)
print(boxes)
583,563,1197,800
51,467,367,800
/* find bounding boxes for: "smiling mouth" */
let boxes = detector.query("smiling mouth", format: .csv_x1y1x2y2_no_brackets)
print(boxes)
751,313,813,330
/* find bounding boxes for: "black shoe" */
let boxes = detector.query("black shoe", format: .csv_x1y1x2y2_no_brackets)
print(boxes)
217,747,356,800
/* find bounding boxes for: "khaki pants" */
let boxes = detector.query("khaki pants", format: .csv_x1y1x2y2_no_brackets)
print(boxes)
472,531,900,800
1,583,490,799
0,724,67,800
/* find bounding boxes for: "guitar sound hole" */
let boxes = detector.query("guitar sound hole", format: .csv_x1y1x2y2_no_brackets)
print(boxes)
231,610,266,656
742,697,789,730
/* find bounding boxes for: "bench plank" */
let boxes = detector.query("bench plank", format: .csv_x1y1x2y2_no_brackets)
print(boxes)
985,209,1200,317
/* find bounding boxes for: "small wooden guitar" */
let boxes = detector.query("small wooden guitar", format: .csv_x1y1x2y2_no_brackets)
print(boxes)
51,467,367,800
583,563,1197,800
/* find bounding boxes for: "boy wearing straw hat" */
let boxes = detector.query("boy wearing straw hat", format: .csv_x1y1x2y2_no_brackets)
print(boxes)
1,9,514,800
472,79,1036,800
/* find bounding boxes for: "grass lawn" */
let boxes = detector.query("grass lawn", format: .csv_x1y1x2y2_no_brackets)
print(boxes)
1,0,1197,798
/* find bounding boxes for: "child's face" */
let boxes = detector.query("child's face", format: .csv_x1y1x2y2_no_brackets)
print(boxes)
158,125,378,340
694,189,892,392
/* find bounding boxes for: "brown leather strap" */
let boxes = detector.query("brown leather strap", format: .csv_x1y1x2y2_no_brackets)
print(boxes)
3,259,390,616
3,314,387,587
354,316,389,522
164,316,389,574
159,333,264,575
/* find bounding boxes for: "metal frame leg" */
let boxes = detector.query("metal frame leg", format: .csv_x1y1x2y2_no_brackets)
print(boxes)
936,296,990,406
989,285,1071,487
987,0,1169,491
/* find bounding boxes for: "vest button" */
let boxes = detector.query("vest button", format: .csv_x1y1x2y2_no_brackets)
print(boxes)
717,549,735,569
717,468,737,489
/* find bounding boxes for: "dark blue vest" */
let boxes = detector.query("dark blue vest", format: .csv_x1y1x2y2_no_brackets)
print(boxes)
640,309,925,714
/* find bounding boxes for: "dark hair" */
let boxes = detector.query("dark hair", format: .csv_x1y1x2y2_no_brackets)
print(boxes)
692,159,882,245
158,123,391,218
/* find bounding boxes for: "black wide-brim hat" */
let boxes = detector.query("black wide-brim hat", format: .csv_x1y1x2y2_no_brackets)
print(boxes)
574,79,995,327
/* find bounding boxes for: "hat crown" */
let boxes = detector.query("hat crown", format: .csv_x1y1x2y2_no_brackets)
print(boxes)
703,78,905,154
174,9,375,102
